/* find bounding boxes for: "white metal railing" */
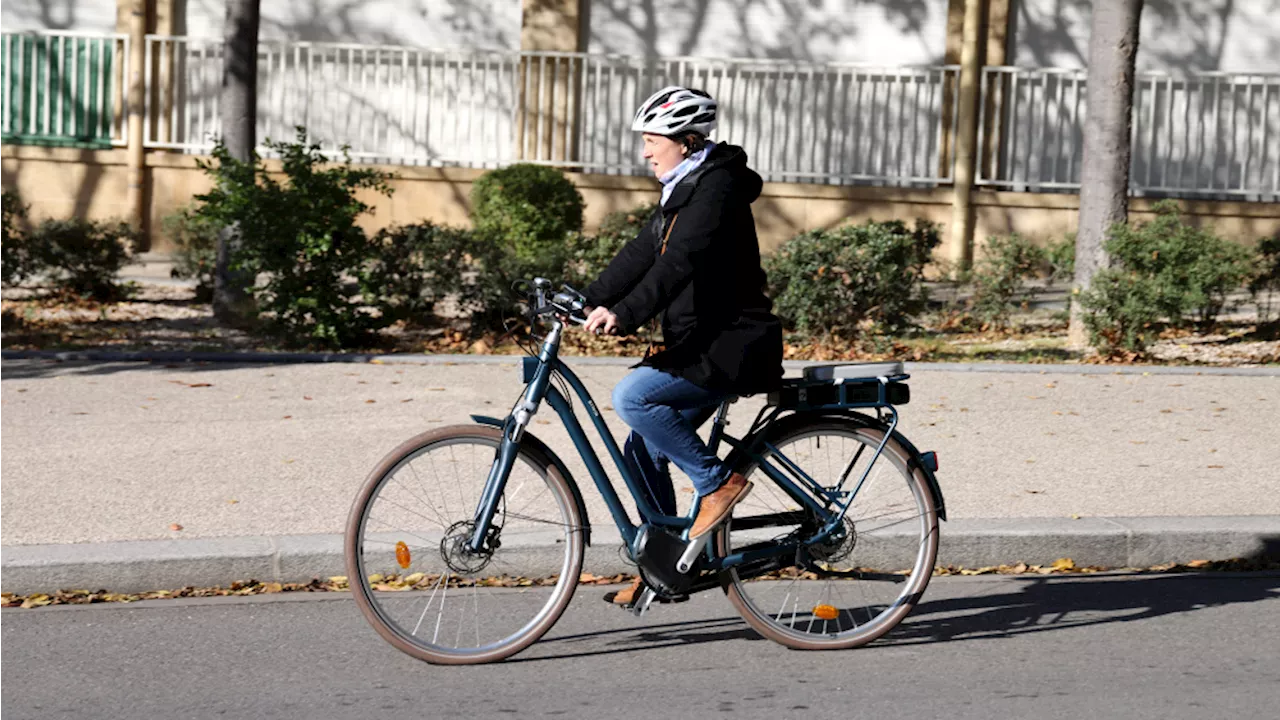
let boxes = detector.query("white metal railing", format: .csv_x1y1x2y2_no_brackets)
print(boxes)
979,67,1280,199
1,30,129,147
143,36,520,166
141,35,959,186
552,54,960,185
6,30,1277,199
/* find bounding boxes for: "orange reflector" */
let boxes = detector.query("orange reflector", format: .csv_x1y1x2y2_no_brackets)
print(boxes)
813,604,839,620
395,541,411,569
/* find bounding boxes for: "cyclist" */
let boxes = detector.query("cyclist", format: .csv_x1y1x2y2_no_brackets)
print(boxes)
581,86,784,606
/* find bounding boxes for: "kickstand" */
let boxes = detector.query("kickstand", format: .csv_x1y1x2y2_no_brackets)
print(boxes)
630,587,657,617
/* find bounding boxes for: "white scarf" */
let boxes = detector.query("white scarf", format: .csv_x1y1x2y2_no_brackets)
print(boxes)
659,141,717,207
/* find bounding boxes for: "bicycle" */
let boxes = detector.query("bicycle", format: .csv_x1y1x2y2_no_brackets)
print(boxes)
344,278,946,664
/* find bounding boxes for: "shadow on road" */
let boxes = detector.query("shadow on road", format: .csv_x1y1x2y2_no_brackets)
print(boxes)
884,571,1280,648
516,571,1280,662
1,358,340,380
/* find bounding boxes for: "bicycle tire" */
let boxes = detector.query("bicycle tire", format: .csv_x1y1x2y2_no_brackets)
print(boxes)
716,416,939,650
345,425,585,664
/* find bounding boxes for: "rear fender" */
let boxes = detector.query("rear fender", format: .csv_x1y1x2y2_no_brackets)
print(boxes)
732,411,947,522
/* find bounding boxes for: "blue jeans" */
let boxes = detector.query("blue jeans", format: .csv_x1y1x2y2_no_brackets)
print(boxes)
612,367,732,518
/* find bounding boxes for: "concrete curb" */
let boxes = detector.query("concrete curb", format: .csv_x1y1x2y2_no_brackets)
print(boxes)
3,516,1277,594
4,349,1278,376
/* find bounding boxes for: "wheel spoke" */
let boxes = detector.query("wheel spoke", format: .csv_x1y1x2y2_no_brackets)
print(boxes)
348,433,582,664
724,423,937,649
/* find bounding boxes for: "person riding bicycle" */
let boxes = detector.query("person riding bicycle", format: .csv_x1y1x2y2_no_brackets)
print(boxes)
581,86,784,606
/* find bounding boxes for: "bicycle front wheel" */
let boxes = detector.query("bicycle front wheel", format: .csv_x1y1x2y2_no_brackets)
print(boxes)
345,425,584,664
717,418,939,650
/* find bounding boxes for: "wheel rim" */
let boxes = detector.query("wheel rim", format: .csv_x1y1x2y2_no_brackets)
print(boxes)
723,426,936,645
351,436,578,659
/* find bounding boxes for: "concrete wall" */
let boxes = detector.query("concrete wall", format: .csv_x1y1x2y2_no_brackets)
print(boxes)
6,145,1278,263
0,0,522,50
1,0,119,32
586,0,950,64
176,0,522,49
1010,0,1280,73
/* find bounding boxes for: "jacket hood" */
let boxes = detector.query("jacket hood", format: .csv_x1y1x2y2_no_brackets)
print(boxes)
663,143,762,210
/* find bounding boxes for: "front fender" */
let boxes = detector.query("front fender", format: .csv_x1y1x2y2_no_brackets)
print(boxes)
469,415,593,545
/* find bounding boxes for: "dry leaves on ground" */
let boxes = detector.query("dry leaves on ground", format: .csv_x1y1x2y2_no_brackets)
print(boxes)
4,556,1276,609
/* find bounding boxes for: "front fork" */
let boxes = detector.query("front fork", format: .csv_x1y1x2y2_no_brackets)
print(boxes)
467,325,561,552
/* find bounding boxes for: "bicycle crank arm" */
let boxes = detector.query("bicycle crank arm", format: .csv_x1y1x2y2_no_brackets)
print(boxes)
631,587,657,617
675,534,711,574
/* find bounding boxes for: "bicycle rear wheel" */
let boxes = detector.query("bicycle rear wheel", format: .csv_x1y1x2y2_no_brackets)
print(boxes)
345,425,584,664
717,417,938,649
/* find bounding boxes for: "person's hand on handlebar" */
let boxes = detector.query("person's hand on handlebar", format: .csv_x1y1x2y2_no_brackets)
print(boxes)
583,306,619,335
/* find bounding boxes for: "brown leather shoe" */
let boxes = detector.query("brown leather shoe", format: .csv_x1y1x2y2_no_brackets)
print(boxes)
689,473,753,538
602,577,643,606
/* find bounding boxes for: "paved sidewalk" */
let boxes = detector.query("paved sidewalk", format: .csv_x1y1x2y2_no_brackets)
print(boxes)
2,356,1278,591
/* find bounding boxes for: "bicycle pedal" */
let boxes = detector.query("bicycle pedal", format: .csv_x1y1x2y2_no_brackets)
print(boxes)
630,587,657,617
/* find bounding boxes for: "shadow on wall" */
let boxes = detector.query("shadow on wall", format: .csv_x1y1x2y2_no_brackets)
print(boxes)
178,0,516,49
2,0,87,31
1,150,121,238
1010,0,1279,73
587,0,941,63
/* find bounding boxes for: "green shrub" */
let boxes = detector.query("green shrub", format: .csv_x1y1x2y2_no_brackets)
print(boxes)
1104,200,1252,324
1047,235,1076,284
1249,232,1280,323
765,219,941,336
1079,201,1254,354
189,127,393,348
1080,269,1164,354
364,222,473,324
2,190,35,286
467,164,584,326
968,234,1048,327
565,203,658,289
470,164,583,276
162,207,221,302
25,218,140,300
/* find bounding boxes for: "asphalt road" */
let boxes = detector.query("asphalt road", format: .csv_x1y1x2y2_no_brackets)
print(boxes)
3,573,1278,719
4,359,1278,546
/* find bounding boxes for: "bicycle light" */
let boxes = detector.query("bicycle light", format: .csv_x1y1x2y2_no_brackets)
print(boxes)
921,451,939,472
395,541,412,569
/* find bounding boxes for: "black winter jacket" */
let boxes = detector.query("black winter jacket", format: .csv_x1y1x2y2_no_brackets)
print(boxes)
584,144,783,395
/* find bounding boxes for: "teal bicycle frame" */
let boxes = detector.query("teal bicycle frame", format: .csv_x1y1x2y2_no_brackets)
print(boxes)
466,314,907,576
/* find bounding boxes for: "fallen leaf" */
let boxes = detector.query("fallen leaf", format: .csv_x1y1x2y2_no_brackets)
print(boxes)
262,582,283,593
282,415,292,419
227,499,239,504
169,523,184,532
427,387,446,392
365,399,376,404
1207,464,1224,469
303,396,313,401
1051,557,1076,571
400,398,414,403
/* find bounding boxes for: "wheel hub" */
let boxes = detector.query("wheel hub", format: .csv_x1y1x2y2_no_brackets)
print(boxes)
440,521,497,574
808,517,857,564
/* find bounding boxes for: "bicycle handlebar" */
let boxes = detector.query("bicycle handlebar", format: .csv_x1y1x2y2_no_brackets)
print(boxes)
526,278,589,326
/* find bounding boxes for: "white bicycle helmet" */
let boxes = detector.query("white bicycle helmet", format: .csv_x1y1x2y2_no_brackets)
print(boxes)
631,86,718,137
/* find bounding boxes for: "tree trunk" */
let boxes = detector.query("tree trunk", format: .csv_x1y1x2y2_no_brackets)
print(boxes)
212,0,260,324
1068,0,1145,348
